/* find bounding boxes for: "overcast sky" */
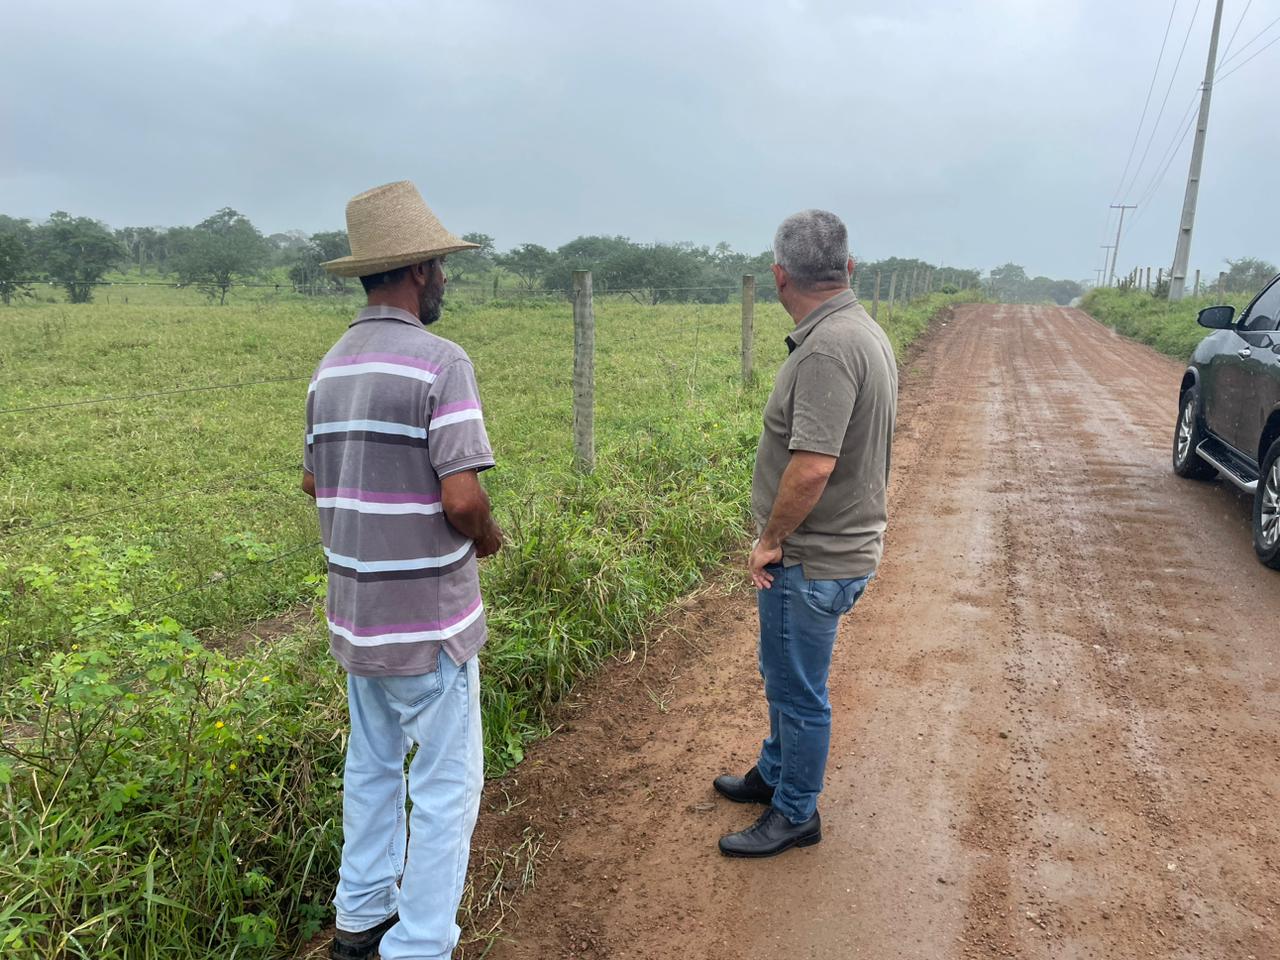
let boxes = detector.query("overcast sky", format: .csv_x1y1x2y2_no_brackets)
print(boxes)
3,0,1278,282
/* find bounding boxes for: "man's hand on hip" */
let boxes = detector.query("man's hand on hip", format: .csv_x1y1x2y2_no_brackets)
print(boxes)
749,538,783,590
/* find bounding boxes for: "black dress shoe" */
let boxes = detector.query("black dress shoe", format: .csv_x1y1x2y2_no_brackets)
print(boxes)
330,913,399,960
713,765,775,805
719,807,821,858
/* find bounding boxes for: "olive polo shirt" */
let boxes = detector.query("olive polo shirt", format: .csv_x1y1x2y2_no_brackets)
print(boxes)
750,289,898,580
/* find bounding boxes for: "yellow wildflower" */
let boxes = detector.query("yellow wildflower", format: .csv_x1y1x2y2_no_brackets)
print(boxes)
215,721,224,729
228,762,237,772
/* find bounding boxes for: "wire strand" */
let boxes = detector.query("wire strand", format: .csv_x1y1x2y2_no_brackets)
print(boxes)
1111,0,1181,205
1119,0,1204,203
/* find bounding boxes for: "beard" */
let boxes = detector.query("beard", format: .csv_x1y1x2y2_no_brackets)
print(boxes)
420,280,445,325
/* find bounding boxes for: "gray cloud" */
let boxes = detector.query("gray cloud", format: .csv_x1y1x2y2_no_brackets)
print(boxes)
2,0,1277,282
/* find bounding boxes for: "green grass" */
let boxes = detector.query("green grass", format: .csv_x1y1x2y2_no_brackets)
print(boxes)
0,288,973,959
1081,287,1254,359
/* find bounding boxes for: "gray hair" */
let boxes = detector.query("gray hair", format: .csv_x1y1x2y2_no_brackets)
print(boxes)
772,210,850,288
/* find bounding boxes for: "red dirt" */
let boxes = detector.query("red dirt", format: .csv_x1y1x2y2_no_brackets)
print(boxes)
460,303,1280,960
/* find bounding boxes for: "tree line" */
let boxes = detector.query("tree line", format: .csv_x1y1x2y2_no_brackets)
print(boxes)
1,207,1092,308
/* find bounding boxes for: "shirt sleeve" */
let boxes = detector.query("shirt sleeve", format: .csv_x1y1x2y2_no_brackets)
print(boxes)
427,359,496,477
788,353,857,457
303,382,316,475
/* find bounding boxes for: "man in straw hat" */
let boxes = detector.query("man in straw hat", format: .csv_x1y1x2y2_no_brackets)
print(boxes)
302,180,503,960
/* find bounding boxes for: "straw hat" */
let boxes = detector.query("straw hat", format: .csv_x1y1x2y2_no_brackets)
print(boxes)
323,180,478,277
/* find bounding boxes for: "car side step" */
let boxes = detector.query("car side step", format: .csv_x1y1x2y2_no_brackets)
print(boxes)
1196,439,1260,494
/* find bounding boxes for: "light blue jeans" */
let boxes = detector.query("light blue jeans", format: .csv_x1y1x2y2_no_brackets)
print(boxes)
335,651,483,960
757,563,871,824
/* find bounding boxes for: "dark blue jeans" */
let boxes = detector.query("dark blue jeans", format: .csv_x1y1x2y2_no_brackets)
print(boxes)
757,562,871,824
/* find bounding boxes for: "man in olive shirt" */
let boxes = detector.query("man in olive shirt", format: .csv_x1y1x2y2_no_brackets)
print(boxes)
715,209,897,858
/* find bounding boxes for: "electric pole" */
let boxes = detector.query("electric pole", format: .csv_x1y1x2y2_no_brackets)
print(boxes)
1109,204,1136,287
1169,0,1225,301
1100,245,1115,288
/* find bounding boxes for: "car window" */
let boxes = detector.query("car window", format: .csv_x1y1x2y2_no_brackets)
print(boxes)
1241,278,1280,332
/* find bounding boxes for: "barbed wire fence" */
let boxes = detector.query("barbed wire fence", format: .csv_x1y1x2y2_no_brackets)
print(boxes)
0,267,943,652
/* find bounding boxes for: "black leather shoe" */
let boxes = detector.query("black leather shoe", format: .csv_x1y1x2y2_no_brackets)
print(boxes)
719,807,821,858
713,765,775,805
330,913,398,960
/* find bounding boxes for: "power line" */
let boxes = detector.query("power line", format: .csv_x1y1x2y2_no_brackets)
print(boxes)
1111,0,1181,206
0,374,310,416
1218,25,1280,79
1216,11,1280,70
1119,0,1205,203
1127,89,1203,224
1216,0,1253,66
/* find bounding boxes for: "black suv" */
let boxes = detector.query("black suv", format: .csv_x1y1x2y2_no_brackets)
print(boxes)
1174,273,1280,568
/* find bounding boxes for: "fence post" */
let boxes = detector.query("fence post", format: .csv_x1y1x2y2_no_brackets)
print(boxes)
872,270,881,320
572,271,595,473
887,271,898,319
741,274,755,386
492,275,499,299
1194,269,1201,296
1145,267,1151,291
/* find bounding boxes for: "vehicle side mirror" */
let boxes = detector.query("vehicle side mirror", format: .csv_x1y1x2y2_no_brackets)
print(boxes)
1197,304,1236,329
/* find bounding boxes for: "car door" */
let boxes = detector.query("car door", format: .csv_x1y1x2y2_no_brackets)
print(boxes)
1231,276,1280,460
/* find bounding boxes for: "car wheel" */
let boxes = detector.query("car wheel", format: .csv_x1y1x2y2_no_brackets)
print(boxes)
1173,387,1216,480
1254,439,1280,569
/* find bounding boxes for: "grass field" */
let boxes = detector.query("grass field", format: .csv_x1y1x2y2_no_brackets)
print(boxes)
0,287,971,958
1082,287,1256,359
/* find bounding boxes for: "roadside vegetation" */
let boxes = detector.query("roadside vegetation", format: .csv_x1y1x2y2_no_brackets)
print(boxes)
1083,257,1277,359
1083,287,1256,359
0,287,974,958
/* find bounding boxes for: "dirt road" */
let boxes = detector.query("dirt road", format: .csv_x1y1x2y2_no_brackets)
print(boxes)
470,304,1280,960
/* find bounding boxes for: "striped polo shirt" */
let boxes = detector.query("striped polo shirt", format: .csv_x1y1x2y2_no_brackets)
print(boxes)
304,305,495,676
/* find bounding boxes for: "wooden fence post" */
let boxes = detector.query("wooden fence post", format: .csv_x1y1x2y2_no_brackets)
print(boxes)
887,271,898,319
872,270,881,320
572,270,595,473
741,274,755,386
1194,269,1201,296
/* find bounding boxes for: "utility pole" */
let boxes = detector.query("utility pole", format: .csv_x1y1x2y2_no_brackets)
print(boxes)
1100,245,1115,288
1108,204,1136,286
1169,0,1225,301
1095,268,1105,289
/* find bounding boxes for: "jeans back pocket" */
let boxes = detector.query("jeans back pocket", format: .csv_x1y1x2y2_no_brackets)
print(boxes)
805,576,870,616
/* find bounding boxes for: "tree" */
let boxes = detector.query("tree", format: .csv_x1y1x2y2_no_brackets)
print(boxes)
172,208,271,304
115,226,163,274
288,230,350,294
446,232,495,283
495,243,555,292
987,263,1029,302
606,243,702,304
1222,257,1278,295
0,216,35,305
36,211,121,303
